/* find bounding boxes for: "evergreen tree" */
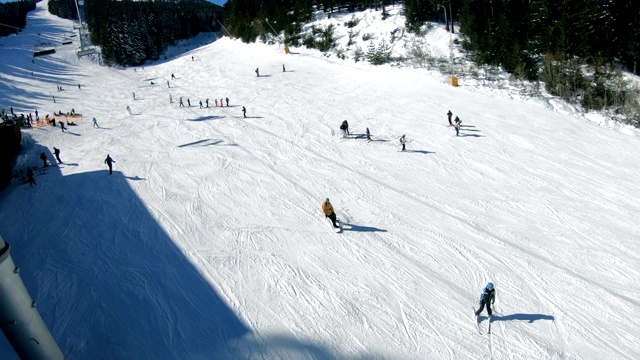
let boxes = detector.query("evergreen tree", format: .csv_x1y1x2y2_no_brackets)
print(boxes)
0,0,36,37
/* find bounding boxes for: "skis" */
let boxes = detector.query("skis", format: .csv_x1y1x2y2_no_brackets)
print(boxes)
473,307,483,334
473,307,492,335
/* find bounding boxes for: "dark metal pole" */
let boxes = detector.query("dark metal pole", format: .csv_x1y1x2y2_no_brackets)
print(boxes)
0,235,64,360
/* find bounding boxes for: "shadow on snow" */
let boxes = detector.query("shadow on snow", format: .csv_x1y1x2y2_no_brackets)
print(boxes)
0,5,86,112
491,313,555,323
0,140,383,359
0,162,249,358
405,150,434,154
187,115,225,122
177,139,224,148
342,223,387,233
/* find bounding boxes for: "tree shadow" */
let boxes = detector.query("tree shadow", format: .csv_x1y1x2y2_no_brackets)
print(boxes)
491,313,555,323
342,223,387,233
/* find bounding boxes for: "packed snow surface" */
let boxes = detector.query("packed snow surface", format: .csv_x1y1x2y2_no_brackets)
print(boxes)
1,2,639,359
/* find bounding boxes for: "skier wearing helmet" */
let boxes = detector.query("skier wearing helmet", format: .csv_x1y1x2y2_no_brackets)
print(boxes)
322,198,339,228
475,282,496,317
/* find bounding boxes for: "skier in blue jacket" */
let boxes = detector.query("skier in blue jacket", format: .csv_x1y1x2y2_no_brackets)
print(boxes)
475,282,496,317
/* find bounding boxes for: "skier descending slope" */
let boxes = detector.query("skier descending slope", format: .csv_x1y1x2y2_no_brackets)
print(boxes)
322,198,341,231
475,282,496,317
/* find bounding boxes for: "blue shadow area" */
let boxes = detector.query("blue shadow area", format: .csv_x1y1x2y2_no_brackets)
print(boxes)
0,7,89,114
342,223,387,233
0,151,386,359
0,164,249,358
0,6,87,112
217,334,384,359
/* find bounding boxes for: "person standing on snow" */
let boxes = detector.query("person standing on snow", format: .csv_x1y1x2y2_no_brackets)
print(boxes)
40,152,48,168
454,116,461,136
322,198,339,228
340,120,349,137
366,127,371,141
53,147,63,164
225,97,229,106
104,154,115,175
242,106,247,118
255,68,260,77
475,282,496,317
27,167,36,186
92,117,99,128
399,134,407,151
447,110,453,126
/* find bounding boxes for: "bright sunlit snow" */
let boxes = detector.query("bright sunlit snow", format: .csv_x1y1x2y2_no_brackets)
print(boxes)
1,2,639,359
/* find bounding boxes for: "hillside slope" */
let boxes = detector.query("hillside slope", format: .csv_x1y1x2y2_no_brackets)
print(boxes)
1,2,639,359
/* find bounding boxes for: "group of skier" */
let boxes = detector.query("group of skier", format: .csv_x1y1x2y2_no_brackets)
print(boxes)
174,96,230,109
447,109,463,136
28,148,116,185
322,196,495,318
330,109,490,318
339,109,464,153
32,59,493,318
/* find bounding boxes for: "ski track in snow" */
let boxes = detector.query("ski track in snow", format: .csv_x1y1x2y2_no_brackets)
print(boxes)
1,2,640,359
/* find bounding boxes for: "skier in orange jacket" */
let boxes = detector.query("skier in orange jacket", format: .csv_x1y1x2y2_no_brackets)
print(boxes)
322,198,339,228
